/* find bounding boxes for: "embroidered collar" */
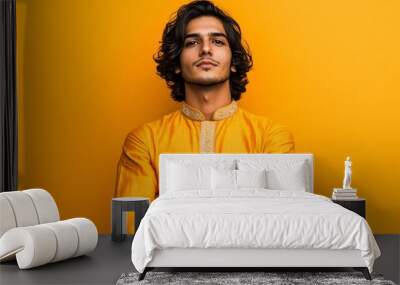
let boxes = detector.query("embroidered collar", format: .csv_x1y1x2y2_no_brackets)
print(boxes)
181,100,238,121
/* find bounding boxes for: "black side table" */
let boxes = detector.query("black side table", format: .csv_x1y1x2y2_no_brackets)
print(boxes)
111,197,149,242
332,198,366,219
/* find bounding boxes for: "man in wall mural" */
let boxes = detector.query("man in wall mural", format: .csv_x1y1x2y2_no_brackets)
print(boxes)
115,0,295,200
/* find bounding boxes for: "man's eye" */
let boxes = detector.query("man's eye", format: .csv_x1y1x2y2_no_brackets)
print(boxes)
213,39,225,45
185,40,198,47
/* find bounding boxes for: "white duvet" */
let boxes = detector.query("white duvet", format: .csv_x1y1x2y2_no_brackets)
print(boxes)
131,189,381,273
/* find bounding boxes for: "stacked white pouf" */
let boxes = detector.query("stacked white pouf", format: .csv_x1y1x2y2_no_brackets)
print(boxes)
0,189,98,269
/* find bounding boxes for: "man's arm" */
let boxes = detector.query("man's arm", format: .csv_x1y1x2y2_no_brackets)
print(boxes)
114,127,157,200
262,122,295,153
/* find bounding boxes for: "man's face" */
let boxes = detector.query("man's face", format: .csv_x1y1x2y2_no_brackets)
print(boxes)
178,16,235,86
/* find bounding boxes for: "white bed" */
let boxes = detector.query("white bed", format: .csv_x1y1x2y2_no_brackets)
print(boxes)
131,154,381,281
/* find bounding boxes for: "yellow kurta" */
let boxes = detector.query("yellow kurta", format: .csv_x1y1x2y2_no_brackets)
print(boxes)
115,100,295,200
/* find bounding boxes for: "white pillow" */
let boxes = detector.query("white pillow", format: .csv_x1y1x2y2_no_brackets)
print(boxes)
167,162,212,191
212,168,237,190
238,159,308,191
166,158,236,170
237,169,267,188
266,165,307,191
211,169,268,190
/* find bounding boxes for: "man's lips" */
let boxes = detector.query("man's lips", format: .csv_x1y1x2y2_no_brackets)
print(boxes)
198,63,215,69
196,60,218,67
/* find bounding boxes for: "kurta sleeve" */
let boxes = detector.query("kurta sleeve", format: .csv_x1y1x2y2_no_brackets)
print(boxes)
262,122,295,153
114,126,158,201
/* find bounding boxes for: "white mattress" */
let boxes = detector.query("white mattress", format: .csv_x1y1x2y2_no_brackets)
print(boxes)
131,190,381,273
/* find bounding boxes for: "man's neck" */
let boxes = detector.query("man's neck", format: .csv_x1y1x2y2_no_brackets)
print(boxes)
184,81,232,120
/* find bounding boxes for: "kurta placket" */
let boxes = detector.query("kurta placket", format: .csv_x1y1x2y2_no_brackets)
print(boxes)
181,100,238,153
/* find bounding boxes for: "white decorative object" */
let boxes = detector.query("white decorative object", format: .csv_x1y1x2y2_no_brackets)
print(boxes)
0,189,98,269
332,157,358,199
342,156,352,189
332,187,358,200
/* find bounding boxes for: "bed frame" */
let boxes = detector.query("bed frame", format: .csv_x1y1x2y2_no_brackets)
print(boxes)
138,153,371,281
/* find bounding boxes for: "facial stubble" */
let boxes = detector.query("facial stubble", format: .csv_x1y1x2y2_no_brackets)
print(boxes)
183,70,230,87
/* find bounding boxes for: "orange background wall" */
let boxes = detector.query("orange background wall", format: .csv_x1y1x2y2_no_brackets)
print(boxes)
16,0,400,234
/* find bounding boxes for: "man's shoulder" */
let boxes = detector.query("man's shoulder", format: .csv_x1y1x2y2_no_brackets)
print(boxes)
237,107,274,127
238,107,295,153
126,109,180,140
238,107,292,133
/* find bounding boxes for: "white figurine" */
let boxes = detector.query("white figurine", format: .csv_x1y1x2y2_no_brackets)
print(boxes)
342,156,352,189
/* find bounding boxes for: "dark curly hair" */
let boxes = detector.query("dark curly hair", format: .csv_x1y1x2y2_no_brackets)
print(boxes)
154,0,253,102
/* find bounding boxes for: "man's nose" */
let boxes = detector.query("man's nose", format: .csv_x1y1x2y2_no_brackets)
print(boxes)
200,40,212,56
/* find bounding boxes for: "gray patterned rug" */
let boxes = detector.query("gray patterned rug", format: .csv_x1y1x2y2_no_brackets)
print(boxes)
116,271,396,285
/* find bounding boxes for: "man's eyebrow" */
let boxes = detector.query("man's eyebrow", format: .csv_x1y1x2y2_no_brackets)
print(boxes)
184,32,228,40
